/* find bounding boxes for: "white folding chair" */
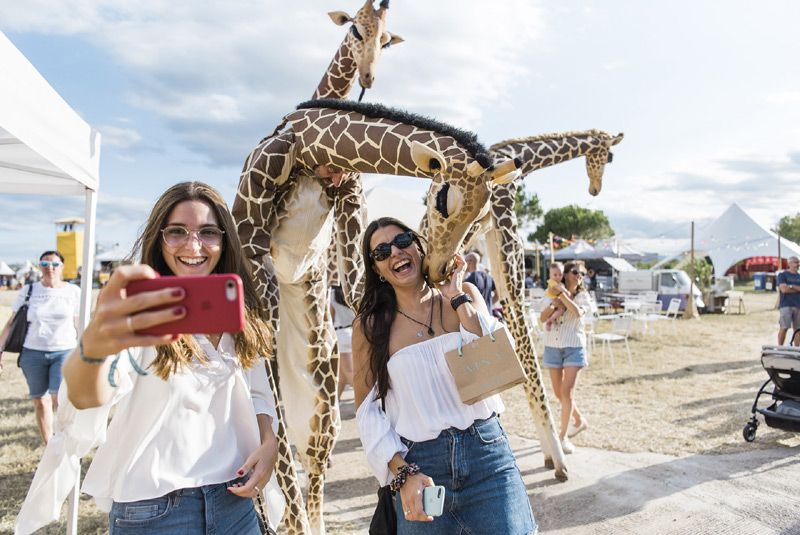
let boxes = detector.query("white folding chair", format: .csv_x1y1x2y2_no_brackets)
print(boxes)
590,314,633,368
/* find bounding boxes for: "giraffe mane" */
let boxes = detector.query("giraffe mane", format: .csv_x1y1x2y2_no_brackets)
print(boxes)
489,129,610,151
297,99,492,168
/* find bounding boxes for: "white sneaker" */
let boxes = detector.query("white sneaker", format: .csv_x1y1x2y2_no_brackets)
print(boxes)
567,418,588,438
561,437,575,454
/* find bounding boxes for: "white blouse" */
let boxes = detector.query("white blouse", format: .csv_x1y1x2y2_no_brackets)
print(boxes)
12,282,80,351
15,334,285,535
356,317,505,486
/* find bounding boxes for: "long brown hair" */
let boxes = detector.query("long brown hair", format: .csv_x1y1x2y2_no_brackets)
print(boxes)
357,217,427,402
562,261,587,295
128,181,271,379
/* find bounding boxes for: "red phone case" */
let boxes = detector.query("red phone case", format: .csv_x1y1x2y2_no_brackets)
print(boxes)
126,274,245,336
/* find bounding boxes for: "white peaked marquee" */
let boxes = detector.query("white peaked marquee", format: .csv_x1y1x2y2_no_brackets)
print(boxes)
1,31,101,535
697,203,800,275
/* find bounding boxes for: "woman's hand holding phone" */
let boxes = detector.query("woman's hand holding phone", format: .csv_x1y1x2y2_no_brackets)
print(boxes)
80,265,186,360
399,472,435,522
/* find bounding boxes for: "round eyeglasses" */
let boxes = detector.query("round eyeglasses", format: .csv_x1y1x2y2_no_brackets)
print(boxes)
161,226,225,247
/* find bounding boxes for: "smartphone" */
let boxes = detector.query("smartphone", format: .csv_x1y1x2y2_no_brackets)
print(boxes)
422,485,445,517
126,274,245,336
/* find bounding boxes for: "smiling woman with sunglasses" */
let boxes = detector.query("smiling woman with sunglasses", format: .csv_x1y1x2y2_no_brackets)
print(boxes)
0,250,80,445
538,261,592,454
353,217,537,534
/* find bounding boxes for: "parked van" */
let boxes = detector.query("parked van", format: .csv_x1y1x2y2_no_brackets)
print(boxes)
618,269,704,310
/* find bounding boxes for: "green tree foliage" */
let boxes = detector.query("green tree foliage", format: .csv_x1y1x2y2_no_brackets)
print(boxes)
514,186,543,227
773,213,800,244
532,204,615,243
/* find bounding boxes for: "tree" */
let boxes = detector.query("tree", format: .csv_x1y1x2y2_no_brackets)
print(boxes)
514,186,543,228
532,204,614,243
773,213,800,245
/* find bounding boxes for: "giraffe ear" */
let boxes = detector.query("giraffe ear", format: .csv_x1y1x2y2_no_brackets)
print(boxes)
410,141,447,174
328,11,353,25
611,132,624,146
381,32,405,48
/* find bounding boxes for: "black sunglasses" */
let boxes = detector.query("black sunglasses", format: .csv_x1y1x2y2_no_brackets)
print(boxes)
370,231,415,262
569,269,583,276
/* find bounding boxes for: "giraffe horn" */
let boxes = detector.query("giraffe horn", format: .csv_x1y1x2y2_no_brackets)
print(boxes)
466,160,486,178
490,159,519,179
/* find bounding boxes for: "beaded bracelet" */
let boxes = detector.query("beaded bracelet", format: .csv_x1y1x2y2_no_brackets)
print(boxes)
389,463,421,492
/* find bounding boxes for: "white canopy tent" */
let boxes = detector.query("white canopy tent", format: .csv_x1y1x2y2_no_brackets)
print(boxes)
543,239,598,260
1,31,100,535
0,260,14,276
696,203,800,276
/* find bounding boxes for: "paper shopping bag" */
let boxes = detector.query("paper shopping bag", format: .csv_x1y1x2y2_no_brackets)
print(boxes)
445,320,527,405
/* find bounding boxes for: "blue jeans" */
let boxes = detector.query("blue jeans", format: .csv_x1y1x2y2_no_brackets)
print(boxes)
19,347,71,398
396,415,537,534
108,478,259,534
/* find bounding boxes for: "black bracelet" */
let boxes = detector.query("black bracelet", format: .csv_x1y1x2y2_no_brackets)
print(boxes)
389,463,420,492
79,339,107,365
450,293,473,311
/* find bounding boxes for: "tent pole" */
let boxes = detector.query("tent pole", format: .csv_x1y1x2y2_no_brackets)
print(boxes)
684,221,699,319
66,187,97,535
778,232,782,273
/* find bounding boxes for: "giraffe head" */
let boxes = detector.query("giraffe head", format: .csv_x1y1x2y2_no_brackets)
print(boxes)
328,0,404,90
419,147,522,283
584,131,624,196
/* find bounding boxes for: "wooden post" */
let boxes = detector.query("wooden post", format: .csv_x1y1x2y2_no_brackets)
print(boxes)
548,232,555,265
534,243,541,281
683,221,700,319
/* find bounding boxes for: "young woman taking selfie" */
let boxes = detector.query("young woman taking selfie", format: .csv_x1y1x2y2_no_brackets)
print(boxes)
17,182,282,534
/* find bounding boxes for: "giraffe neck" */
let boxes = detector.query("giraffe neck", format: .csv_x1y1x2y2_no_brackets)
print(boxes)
312,38,358,100
286,108,477,180
493,134,603,177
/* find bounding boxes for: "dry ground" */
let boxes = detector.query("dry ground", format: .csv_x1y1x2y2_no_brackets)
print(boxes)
0,290,796,533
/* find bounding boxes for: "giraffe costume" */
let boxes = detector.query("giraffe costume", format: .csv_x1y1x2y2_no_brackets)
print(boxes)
236,3,403,533
232,100,518,534
422,129,624,481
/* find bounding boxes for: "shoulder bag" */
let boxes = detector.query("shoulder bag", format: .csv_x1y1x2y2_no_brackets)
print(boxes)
3,283,34,362
369,397,397,535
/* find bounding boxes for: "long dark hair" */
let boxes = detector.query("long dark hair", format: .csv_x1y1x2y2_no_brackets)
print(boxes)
563,261,587,295
129,181,271,379
357,217,427,402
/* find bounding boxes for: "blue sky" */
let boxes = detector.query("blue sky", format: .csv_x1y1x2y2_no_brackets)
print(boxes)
1,0,799,263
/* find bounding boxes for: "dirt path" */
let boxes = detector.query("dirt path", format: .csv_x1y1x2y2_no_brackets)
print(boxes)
324,392,800,534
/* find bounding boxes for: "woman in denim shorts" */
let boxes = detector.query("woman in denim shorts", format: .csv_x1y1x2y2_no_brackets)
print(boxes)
539,261,591,454
353,218,537,534
0,250,79,445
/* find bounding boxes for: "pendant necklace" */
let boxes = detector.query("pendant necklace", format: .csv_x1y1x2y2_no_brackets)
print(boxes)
397,291,436,338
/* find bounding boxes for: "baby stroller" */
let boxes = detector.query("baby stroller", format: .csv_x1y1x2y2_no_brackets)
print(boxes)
742,332,800,442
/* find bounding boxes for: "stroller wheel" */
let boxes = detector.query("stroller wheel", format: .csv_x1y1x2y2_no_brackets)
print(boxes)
743,422,757,442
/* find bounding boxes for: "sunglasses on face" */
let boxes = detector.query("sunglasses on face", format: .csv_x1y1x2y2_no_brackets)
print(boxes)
569,269,583,276
370,231,415,262
40,260,63,268
161,225,225,247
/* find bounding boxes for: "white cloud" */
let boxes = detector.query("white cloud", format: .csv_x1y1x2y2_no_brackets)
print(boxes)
0,0,545,164
98,125,142,149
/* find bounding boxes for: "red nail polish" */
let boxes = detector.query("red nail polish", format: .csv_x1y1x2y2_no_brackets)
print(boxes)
171,288,185,297
174,306,186,316
237,470,244,475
